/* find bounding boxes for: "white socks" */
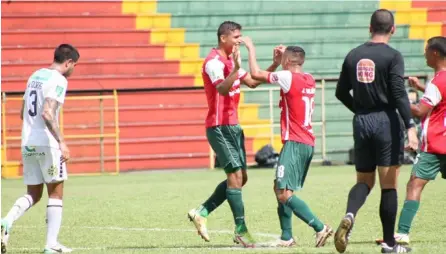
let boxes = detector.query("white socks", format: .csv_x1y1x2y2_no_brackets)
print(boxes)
4,194,33,228
46,198,63,247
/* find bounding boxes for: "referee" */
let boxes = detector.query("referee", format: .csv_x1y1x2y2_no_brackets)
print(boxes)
333,9,418,253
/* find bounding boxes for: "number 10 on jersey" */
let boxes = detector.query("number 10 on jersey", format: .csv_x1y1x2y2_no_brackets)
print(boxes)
302,96,315,128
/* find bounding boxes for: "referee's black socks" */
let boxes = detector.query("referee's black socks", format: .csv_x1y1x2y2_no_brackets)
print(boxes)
380,189,397,247
346,183,370,217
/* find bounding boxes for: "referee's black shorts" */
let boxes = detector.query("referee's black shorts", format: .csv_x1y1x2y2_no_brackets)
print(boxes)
353,110,404,172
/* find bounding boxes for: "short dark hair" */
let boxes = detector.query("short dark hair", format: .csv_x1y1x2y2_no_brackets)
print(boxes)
217,21,242,42
370,9,394,35
427,36,446,58
54,44,80,64
285,46,305,58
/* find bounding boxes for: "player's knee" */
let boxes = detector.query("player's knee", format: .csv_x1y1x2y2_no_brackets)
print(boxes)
275,189,292,204
226,171,243,188
405,176,427,200
357,174,375,190
28,193,42,204
242,173,248,186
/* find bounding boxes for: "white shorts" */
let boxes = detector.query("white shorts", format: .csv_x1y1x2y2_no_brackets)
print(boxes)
22,146,68,185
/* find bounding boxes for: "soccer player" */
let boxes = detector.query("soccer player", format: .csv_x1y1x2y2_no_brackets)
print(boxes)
1,44,79,254
375,36,446,245
187,21,281,247
333,9,418,253
241,37,334,248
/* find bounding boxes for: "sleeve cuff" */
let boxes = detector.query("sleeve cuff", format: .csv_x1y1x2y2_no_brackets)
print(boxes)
239,72,248,81
212,79,224,86
420,98,434,108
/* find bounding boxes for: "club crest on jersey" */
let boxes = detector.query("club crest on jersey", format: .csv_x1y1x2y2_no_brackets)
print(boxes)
271,73,279,83
56,85,65,97
356,59,375,84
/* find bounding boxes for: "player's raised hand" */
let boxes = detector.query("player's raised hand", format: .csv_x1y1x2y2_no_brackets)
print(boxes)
273,44,285,65
408,77,422,91
232,44,241,70
60,141,70,163
241,36,254,49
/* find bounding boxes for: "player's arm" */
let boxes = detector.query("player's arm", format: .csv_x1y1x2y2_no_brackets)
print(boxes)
335,57,355,113
205,58,238,96
411,82,442,118
244,39,280,83
241,63,280,88
389,51,416,129
20,100,25,120
408,76,426,92
42,98,64,143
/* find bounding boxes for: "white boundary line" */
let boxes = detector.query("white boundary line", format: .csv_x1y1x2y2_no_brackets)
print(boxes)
15,225,280,239
11,225,281,251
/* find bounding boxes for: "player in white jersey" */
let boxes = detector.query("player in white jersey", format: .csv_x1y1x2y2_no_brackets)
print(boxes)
1,44,79,254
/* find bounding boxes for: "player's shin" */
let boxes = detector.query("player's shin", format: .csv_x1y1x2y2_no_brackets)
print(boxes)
380,189,398,247
345,182,370,217
285,195,324,232
397,200,420,235
277,201,293,241
226,188,247,232
3,194,34,229
198,180,228,217
46,198,63,247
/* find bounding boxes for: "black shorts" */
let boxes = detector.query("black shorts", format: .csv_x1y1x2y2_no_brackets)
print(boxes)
353,110,404,172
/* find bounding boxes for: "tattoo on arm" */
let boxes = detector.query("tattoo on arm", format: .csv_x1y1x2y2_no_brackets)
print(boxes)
42,98,64,143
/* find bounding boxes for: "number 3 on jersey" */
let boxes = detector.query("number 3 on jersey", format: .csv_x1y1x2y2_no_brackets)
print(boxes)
302,96,315,128
28,90,38,117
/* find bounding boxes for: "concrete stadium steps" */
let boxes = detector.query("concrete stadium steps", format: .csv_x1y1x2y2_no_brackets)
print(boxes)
3,29,148,46
2,44,199,62
426,8,446,23
156,0,379,14
1,0,126,14
168,11,378,28
200,39,426,59
412,0,446,8
2,58,202,77
236,54,428,72
2,28,189,46
184,25,411,44
2,74,196,92
2,13,174,30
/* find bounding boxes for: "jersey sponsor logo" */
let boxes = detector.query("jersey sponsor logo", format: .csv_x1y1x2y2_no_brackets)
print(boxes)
22,146,45,157
356,59,375,83
25,146,36,152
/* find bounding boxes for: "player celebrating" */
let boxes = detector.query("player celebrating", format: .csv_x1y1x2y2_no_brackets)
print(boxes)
334,9,418,253
241,37,334,248
1,44,79,254
187,21,281,247
375,36,446,245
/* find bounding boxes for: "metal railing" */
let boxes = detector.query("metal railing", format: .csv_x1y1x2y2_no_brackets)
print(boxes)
1,90,120,177
1,75,430,176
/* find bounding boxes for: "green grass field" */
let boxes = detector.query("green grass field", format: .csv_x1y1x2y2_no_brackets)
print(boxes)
1,166,446,253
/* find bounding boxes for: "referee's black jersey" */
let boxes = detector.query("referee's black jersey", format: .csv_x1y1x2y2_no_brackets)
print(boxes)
335,41,414,129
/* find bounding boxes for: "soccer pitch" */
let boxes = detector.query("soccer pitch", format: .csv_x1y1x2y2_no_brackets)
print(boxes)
2,166,446,253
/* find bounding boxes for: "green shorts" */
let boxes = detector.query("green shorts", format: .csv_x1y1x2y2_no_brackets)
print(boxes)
412,152,446,180
206,124,247,173
275,141,314,191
